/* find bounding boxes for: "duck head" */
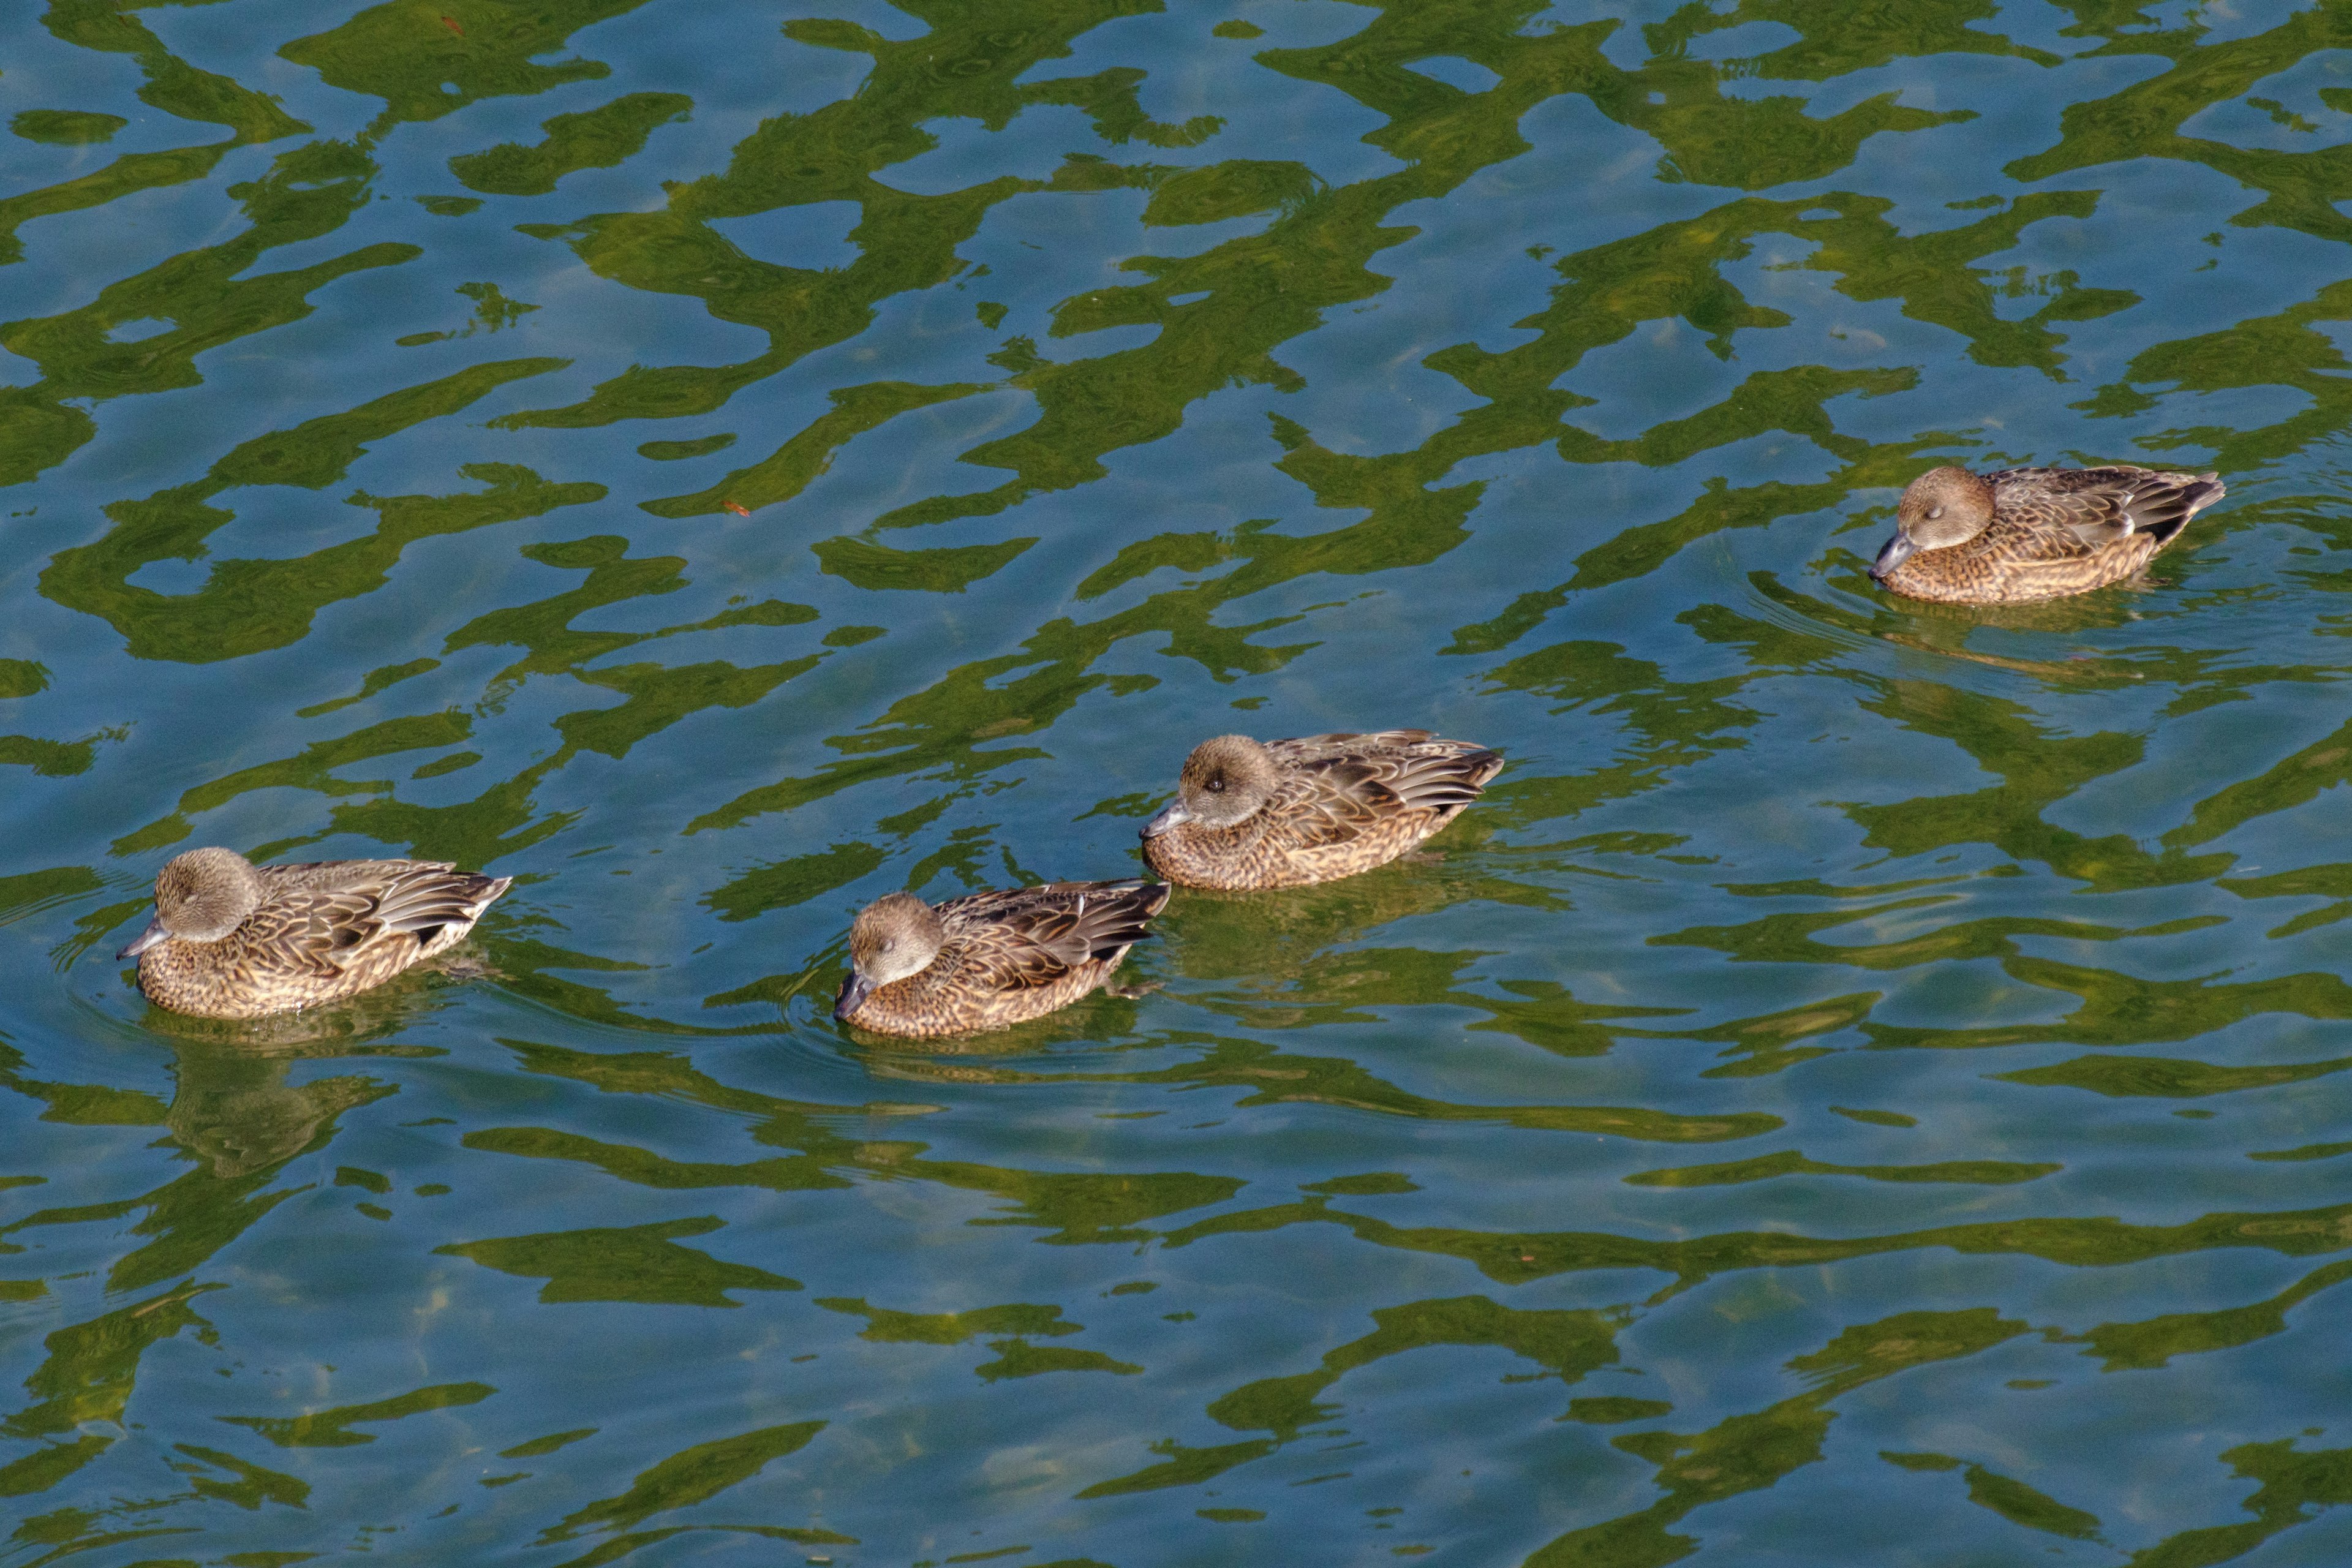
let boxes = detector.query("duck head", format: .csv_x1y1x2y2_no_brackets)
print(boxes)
1873,466,1996,579
119,847,266,959
836,892,946,1019
1142,734,1281,839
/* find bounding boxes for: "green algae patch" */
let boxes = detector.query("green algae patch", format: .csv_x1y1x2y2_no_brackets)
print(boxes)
221,1381,495,1448
1626,1150,2059,1187
437,1216,802,1306
449,91,692,195
11,111,127,145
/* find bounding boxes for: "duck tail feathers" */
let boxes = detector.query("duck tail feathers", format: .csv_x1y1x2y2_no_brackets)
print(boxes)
1079,881,1172,959
2132,475,2226,545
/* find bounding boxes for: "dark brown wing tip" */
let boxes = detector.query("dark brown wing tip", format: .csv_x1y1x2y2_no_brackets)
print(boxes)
461,872,514,911
1086,878,1171,916
1075,880,1172,960
2141,477,2226,545
1462,748,1505,788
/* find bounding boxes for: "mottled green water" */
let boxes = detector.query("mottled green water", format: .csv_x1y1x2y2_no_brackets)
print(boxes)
7,0,2352,1561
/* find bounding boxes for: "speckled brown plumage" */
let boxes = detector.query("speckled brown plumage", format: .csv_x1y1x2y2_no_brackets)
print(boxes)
1873,464,2225,605
1140,729,1504,891
123,849,511,1020
834,879,1171,1039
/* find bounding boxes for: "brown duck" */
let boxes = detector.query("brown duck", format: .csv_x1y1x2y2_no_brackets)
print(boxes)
119,848,511,1019
1140,729,1503,890
835,880,1171,1039
1871,464,2225,604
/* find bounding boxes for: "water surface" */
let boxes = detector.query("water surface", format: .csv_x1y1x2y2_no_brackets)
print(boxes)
7,0,2352,1562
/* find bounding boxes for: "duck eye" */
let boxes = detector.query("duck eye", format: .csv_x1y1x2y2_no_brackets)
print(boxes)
1926,506,1943,520
1206,777,1225,793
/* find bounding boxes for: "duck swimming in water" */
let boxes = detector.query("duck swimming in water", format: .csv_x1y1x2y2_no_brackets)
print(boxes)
1870,464,2225,605
834,880,1170,1038
120,847,511,1019
1140,729,1502,891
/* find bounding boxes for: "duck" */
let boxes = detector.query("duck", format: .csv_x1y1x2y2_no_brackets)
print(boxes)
1870,464,2225,604
834,879,1171,1038
1140,729,1503,890
119,847,511,1019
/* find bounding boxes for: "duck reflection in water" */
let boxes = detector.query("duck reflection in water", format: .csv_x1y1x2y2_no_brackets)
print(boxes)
164,1039,393,1180
1866,583,2172,687
142,978,443,1178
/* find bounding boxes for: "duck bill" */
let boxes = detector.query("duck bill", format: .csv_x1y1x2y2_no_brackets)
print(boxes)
834,972,873,1021
118,917,168,960
1140,802,1191,840
1871,533,1917,580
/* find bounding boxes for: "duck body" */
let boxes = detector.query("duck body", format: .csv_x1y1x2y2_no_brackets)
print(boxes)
124,850,511,1019
835,880,1170,1039
1141,729,1502,891
1872,464,2225,605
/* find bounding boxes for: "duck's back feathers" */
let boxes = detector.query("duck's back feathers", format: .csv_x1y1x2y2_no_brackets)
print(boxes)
1991,466,2224,549
1265,733,1502,849
253,860,512,970
938,879,1172,990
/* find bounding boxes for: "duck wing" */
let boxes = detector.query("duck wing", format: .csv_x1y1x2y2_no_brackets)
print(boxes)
1991,466,2225,551
1368,738,1506,812
1268,735,1502,850
254,860,509,971
937,880,1171,992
